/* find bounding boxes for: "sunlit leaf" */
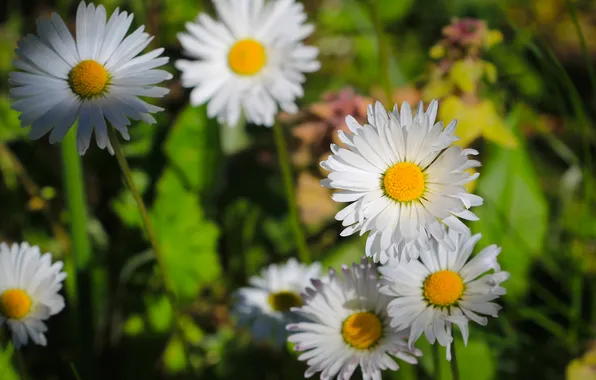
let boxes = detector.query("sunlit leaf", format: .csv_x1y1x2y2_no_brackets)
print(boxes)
472,109,548,300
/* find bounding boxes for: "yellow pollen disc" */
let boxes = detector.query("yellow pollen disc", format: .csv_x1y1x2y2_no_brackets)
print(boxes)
0,289,32,320
228,39,267,76
383,162,425,202
423,270,464,307
342,312,382,350
68,60,109,98
268,291,303,312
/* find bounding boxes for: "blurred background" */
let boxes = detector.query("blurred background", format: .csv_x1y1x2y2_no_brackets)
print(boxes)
1,0,596,379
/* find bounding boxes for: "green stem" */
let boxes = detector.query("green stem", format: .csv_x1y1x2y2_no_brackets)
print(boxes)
107,127,193,369
433,343,441,380
14,345,28,380
60,130,92,372
450,343,460,380
272,120,311,263
570,275,582,354
369,0,393,105
108,127,173,293
566,0,596,98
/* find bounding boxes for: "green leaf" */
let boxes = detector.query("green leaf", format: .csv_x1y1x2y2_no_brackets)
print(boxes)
151,169,221,302
163,336,187,374
165,105,220,192
321,235,367,271
0,95,28,143
472,109,548,301
111,170,149,228
0,344,18,380
146,294,173,333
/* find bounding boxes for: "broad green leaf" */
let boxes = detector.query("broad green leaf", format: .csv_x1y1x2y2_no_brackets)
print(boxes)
152,169,221,302
0,344,18,380
147,294,173,333
165,105,220,192
472,109,548,300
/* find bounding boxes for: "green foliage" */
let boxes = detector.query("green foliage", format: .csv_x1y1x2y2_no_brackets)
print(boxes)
472,107,548,301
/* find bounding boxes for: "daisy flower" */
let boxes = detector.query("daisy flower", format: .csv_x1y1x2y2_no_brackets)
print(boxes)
0,242,67,348
287,258,421,380
175,0,320,127
321,100,482,264
233,258,321,347
10,1,172,155
379,229,509,360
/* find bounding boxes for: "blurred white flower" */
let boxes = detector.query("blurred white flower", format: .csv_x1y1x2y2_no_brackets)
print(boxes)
0,242,66,348
233,258,321,347
10,1,171,155
176,0,320,127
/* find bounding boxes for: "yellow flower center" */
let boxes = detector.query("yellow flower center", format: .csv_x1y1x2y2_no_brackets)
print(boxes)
68,60,109,98
423,270,464,307
0,289,32,320
228,39,267,76
383,162,426,202
267,291,303,312
341,312,382,350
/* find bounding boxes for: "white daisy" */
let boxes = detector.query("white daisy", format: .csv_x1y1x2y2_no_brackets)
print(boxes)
233,258,321,347
287,258,421,380
321,100,483,264
0,242,67,348
379,229,509,360
175,0,320,127
9,1,172,155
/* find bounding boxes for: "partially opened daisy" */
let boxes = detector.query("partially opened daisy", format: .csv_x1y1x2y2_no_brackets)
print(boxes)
321,100,482,264
10,1,172,155
379,229,509,360
176,0,320,127
0,242,67,347
287,258,421,379
233,258,321,347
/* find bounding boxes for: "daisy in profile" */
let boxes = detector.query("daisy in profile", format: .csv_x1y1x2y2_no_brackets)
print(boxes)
321,100,482,263
176,0,320,127
0,242,67,348
233,258,321,347
379,229,509,360
287,258,421,379
10,1,172,155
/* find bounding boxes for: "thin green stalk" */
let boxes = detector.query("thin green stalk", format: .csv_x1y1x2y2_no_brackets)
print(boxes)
450,344,460,380
272,120,311,263
433,343,441,380
60,130,92,372
569,275,582,354
108,127,173,292
566,0,596,98
107,127,193,368
14,346,28,380
369,0,393,105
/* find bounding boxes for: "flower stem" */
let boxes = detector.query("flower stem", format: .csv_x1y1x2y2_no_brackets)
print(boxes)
107,127,193,368
369,0,393,105
60,130,92,373
433,343,441,380
450,343,460,380
272,120,311,263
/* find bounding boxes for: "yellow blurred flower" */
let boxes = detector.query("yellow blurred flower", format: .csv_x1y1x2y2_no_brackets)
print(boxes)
484,30,503,48
439,96,518,148
567,345,596,380
449,60,484,93
429,44,445,60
